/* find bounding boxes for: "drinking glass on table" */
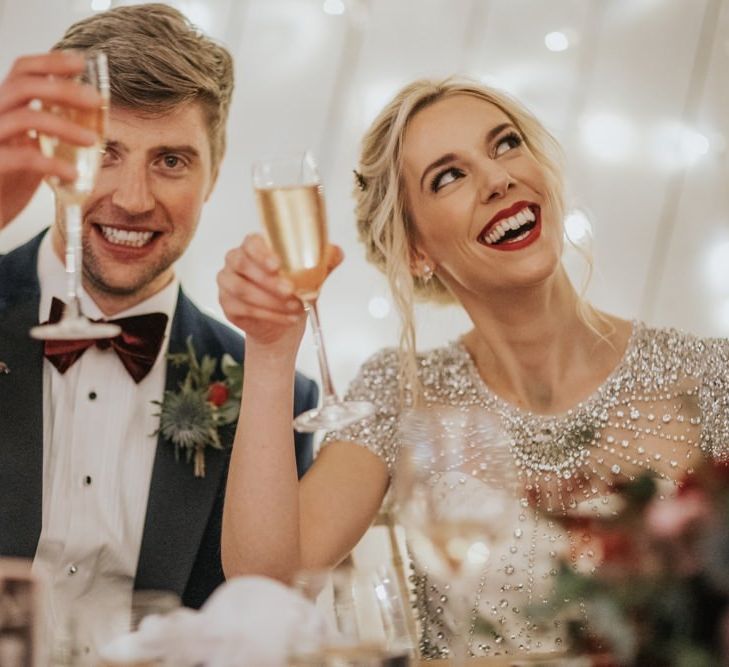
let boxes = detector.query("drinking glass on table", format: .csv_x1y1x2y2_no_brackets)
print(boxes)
95,590,181,667
394,406,518,666
30,51,120,342
253,151,375,432
291,565,412,666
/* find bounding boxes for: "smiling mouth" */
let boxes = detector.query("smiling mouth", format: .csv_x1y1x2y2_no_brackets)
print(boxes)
96,224,158,248
478,204,538,247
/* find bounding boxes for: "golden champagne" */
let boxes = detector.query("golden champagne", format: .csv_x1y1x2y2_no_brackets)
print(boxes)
256,183,328,300
39,106,104,199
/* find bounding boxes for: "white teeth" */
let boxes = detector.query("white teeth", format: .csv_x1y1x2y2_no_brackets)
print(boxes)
481,206,536,245
99,225,154,248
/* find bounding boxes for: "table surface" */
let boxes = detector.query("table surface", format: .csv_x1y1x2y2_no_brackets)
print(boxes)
417,654,611,666
418,660,518,666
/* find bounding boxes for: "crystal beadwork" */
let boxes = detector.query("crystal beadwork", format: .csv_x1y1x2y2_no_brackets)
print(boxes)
323,322,729,658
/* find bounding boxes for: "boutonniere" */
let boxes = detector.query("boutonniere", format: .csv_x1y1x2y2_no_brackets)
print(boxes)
153,337,242,478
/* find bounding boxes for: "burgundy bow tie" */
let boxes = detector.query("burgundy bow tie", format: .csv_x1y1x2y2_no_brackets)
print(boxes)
42,297,169,384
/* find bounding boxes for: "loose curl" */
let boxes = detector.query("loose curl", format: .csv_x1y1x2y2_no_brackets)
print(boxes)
354,76,609,402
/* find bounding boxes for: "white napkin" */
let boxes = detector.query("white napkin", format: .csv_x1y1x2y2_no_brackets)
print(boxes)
99,576,330,667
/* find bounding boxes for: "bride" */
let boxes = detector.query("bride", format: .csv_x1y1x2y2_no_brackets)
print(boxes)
216,76,728,659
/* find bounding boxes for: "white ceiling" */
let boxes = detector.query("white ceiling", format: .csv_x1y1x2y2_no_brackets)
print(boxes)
0,0,727,390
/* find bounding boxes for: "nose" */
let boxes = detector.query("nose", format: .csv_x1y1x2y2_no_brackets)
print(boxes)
478,159,514,203
110,161,156,215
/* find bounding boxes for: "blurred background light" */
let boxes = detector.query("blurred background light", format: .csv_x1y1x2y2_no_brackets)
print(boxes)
544,31,569,52
479,73,505,89
704,238,729,295
176,1,214,33
362,80,404,127
580,112,636,162
715,298,729,332
323,0,346,16
651,121,710,170
564,209,593,245
90,0,111,10
368,296,391,319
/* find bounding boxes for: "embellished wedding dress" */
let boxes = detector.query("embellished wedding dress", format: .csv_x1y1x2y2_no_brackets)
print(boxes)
324,322,729,658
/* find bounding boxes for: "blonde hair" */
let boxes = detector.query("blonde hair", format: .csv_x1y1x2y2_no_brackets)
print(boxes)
354,76,606,399
54,3,234,175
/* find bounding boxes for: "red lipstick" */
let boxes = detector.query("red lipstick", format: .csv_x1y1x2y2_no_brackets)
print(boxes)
477,202,541,252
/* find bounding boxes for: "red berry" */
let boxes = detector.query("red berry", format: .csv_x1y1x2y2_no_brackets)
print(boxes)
207,382,229,407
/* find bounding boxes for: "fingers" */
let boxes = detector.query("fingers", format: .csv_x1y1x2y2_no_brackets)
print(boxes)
8,51,87,78
240,234,292,294
218,258,302,319
218,280,303,327
217,234,304,325
325,244,344,275
0,146,76,182
1,52,103,118
218,236,348,331
0,106,98,146
0,74,102,116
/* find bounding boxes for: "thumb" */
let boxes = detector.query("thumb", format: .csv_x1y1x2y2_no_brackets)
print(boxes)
325,244,344,276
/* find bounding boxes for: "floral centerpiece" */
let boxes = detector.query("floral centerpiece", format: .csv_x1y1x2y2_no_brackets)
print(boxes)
548,459,729,666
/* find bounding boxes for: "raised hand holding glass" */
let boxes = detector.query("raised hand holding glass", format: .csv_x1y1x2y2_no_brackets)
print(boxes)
31,51,120,341
253,151,375,432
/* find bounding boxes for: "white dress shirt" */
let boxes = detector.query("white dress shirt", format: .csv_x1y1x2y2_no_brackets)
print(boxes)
32,233,179,661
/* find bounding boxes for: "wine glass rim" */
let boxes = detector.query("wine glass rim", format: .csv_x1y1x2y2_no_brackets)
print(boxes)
252,149,316,165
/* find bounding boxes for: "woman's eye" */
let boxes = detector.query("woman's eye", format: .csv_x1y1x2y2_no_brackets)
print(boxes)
431,167,464,192
495,132,523,157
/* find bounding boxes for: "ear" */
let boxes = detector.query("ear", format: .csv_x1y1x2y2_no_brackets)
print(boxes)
409,246,435,280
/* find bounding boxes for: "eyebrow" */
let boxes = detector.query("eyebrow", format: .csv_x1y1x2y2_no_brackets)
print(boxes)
156,144,201,159
103,141,201,159
419,122,516,191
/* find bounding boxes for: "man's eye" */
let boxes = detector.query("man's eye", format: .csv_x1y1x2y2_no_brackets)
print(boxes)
431,167,464,192
495,132,523,157
101,145,118,166
163,155,181,168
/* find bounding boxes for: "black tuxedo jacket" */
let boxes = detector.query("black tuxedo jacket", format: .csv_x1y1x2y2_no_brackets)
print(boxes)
0,231,318,608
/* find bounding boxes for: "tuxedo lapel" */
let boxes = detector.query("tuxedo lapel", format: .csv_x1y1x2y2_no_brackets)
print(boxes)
0,233,45,557
134,291,229,596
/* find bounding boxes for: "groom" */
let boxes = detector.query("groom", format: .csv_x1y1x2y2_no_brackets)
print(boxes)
0,2,317,656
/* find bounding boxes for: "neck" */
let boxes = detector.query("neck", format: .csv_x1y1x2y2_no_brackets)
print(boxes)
85,282,173,317
458,268,627,414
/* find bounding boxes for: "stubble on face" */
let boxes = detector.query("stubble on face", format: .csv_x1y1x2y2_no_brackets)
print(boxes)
81,224,179,298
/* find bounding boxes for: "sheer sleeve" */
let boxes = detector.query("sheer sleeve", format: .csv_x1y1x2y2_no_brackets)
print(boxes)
320,348,405,475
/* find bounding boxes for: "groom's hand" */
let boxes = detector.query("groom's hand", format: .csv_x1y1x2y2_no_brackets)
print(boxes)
0,51,102,229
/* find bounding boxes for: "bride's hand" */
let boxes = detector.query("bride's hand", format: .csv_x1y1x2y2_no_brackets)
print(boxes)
218,233,342,349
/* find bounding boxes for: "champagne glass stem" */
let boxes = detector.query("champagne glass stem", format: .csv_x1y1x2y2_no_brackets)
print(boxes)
64,200,84,317
302,299,338,402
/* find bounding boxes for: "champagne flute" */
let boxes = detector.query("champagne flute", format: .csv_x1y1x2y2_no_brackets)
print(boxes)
30,52,121,341
394,406,518,665
253,151,375,433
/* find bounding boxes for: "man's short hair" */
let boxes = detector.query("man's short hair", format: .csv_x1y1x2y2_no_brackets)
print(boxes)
54,3,234,172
